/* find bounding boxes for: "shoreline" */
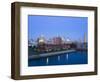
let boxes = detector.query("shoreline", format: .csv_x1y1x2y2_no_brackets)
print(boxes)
28,49,76,59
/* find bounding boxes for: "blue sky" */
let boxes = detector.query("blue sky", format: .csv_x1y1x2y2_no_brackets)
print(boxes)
28,15,88,41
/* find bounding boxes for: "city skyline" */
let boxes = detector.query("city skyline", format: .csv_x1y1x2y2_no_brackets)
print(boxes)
28,35,87,45
28,15,88,42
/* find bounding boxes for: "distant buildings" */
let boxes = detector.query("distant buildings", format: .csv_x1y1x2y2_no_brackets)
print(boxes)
28,33,87,53
52,37,62,45
34,35,72,45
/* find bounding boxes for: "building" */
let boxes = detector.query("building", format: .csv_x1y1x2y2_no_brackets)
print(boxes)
37,35,46,45
52,37,62,45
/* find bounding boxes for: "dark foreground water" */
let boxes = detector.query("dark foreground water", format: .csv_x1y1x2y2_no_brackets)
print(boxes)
28,51,88,66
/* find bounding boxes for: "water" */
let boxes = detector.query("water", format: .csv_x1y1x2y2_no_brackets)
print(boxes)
28,51,88,66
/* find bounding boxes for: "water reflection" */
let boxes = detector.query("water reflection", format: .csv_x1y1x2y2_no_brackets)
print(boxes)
66,54,68,60
58,56,60,61
28,51,88,66
46,57,49,65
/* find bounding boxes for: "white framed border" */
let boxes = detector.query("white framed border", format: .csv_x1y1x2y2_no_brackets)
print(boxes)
20,6,95,75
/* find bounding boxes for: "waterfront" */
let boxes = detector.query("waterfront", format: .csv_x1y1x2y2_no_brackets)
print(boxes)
28,51,88,66
28,15,88,67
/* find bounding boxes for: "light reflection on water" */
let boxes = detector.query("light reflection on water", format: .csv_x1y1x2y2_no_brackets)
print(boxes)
28,51,88,66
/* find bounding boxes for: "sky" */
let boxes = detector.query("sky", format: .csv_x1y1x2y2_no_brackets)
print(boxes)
28,15,88,41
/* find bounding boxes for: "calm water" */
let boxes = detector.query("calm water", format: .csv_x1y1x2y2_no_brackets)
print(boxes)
28,51,88,66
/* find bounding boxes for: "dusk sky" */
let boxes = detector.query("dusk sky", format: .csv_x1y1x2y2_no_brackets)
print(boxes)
28,15,88,41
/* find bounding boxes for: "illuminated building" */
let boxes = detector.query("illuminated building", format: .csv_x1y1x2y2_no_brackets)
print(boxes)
37,35,46,45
